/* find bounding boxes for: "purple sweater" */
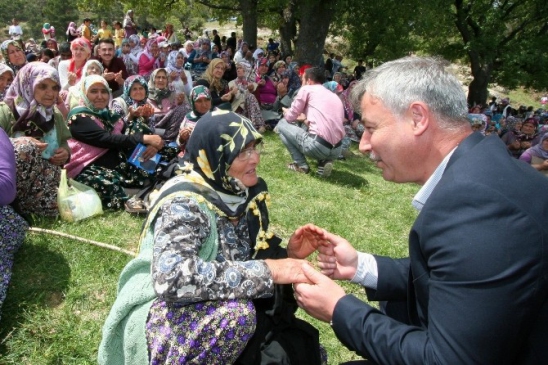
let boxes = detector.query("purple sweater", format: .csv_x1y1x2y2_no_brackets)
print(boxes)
0,128,16,205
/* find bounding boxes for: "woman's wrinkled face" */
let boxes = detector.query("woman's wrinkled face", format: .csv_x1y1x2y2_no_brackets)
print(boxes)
34,78,60,107
72,45,89,62
0,71,14,93
521,122,536,136
86,64,102,76
194,97,211,114
236,66,246,77
176,54,185,68
7,44,26,66
154,70,168,89
86,83,109,109
228,141,260,187
129,82,146,102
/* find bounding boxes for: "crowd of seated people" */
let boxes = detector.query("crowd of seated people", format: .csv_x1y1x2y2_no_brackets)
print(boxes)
2,19,548,332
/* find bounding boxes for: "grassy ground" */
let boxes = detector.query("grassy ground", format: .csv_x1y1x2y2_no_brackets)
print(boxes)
0,132,419,364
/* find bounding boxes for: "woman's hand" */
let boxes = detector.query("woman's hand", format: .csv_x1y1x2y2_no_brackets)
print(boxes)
49,147,69,166
143,134,164,150
221,92,232,102
142,104,154,117
170,71,178,80
264,258,311,284
67,72,77,86
141,145,158,160
287,223,329,259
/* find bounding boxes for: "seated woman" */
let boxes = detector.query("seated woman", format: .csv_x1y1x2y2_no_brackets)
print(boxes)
0,63,70,217
99,110,326,365
58,37,92,91
146,68,191,143
502,117,540,158
519,133,548,176
227,61,266,131
1,40,28,75
138,38,162,80
166,50,193,97
0,65,14,101
255,58,278,109
199,59,265,132
120,39,138,76
177,85,212,153
65,75,164,209
0,128,28,322
221,50,237,82
65,59,104,111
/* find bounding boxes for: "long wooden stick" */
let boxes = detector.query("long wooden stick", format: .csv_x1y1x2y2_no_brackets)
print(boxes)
29,227,137,257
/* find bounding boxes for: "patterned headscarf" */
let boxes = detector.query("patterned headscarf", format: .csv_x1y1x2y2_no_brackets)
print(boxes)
122,75,148,107
186,85,212,123
128,34,142,53
4,62,60,137
1,40,27,74
147,68,172,104
66,75,119,126
182,110,263,213
527,132,548,160
0,64,14,101
82,59,104,77
341,80,358,119
166,50,185,73
143,38,158,60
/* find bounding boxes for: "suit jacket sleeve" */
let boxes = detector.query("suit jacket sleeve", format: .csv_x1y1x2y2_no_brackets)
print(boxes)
365,256,409,301
332,179,547,365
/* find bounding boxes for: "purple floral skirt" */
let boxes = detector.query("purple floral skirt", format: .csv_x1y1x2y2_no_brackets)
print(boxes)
146,299,256,364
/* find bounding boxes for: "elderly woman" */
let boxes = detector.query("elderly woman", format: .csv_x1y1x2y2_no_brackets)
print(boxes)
1,40,27,75
0,65,14,101
99,110,326,365
519,132,548,175
0,128,27,322
227,61,266,131
138,38,162,79
65,59,104,110
146,68,191,142
0,63,71,217
177,85,212,153
66,75,164,209
58,37,92,90
165,50,192,96
502,117,540,158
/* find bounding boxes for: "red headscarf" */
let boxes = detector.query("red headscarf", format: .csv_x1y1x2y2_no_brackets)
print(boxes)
68,37,92,79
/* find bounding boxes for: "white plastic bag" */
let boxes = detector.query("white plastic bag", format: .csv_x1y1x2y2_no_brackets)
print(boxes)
57,169,103,222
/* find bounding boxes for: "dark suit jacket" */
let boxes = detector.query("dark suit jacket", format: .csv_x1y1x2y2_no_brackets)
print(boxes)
332,133,548,364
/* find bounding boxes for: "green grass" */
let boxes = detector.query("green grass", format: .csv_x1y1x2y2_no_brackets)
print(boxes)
0,132,419,364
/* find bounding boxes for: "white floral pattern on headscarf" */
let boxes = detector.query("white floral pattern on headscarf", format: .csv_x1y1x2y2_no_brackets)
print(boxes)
0,64,14,101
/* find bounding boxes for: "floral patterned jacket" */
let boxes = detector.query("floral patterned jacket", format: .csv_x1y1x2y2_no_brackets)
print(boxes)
151,195,275,304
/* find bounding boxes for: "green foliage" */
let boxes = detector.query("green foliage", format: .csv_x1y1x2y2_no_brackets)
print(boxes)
0,133,417,364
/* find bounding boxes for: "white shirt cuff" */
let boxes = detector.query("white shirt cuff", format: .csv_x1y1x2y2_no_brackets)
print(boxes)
350,252,379,290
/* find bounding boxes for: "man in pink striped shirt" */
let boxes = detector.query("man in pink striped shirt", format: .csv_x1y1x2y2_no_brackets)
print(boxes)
277,67,345,177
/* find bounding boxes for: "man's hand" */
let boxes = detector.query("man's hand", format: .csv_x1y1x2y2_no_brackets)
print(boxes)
317,230,359,280
114,71,124,85
103,69,116,81
287,223,329,259
294,264,346,322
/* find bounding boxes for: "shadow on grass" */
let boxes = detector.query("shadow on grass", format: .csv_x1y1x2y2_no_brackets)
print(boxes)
0,238,71,354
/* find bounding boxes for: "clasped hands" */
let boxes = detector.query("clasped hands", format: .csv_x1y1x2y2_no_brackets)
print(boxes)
266,224,359,323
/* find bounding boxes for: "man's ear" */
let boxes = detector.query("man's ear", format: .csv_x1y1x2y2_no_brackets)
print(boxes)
409,102,429,136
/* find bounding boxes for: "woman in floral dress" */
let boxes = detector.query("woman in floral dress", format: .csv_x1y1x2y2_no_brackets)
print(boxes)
99,111,327,364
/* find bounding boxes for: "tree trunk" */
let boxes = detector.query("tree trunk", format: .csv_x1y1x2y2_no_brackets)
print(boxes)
240,0,258,48
467,51,492,107
278,0,297,57
294,0,335,66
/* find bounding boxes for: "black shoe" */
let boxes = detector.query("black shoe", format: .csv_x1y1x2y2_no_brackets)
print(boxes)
317,160,333,177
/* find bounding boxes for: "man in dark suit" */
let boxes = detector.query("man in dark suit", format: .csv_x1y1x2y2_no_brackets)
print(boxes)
294,57,548,364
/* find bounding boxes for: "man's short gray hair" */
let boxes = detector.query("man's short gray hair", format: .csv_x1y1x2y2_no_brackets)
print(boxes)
351,57,469,129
